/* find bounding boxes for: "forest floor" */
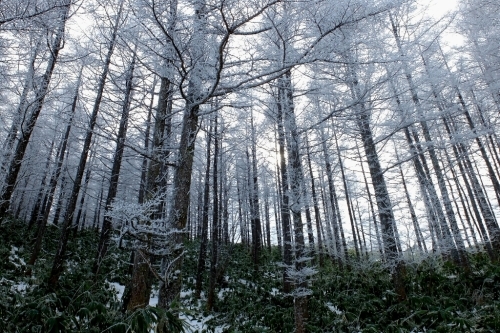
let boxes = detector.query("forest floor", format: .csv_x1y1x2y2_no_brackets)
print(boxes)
1,218,499,332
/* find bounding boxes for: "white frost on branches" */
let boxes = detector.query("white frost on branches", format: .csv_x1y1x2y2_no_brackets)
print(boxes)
105,196,185,256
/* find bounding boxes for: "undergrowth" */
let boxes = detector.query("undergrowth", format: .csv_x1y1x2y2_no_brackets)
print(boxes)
1,217,499,332
0,217,184,333
181,244,500,332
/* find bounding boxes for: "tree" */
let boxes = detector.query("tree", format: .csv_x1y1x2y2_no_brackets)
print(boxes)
48,0,125,288
0,1,71,220
94,49,137,276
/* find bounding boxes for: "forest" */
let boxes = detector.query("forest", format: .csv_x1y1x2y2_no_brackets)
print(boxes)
0,0,500,331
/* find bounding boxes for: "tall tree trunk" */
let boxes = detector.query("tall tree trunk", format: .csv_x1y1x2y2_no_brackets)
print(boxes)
1,40,40,177
47,1,123,289
28,138,56,230
138,78,157,205
349,58,405,300
334,130,359,259
442,114,495,257
0,3,70,220
385,68,446,254
207,113,219,311
276,87,293,293
73,154,94,235
319,127,346,264
356,144,384,258
395,146,426,253
279,71,308,332
305,137,324,266
94,52,136,275
194,122,212,299
264,182,272,250
390,16,464,266
249,110,262,272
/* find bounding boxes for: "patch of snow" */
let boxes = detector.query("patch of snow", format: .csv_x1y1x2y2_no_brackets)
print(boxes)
292,287,313,297
9,246,26,268
181,289,193,298
218,288,230,300
180,313,229,333
108,282,125,300
326,302,343,315
238,279,255,288
12,282,28,293
149,294,158,306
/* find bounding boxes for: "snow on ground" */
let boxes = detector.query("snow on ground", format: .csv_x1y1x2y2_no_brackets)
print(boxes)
9,246,26,268
325,302,343,315
217,288,230,300
108,282,228,332
12,282,28,293
109,282,125,300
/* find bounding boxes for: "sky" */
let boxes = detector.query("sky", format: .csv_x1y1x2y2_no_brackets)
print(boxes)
421,0,464,47
427,0,459,17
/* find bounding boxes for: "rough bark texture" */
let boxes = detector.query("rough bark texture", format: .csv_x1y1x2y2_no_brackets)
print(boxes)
194,123,212,299
249,111,262,272
94,53,135,276
280,71,308,332
276,87,293,293
0,3,69,219
305,137,324,266
349,57,406,300
47,1,122,289
207,114,219,311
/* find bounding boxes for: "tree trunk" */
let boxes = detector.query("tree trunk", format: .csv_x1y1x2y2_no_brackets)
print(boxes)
249,110,262,272
335,130,359,259
94,52,136,276
0,3,70,219
349,58,405,300
47,1,122,289
138,78,157,205
1,41,40,177
279,71,308,332
276,86,293,293
207,113,219,311
305,136,324,266
319,127,347,264
194,122,212,299
28,138,56,230
356,144,384,258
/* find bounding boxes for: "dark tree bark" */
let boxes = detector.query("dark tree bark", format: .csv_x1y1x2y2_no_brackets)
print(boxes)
348,57,406,300
73,153,94,235
390,15,464,266
0,3,70,220
279,71,308,332
276,86,293,293
319,127,347,264
1,41,40,176
94,52,136,276
47,1,123,289
395,146,426,254
356,144,384,258
334,131,359,259
194,122,212,299
264,182,272,250
207,113,219,311
249,110,262,272
305,136,324,266
27,138,56,230
138,78,157,205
